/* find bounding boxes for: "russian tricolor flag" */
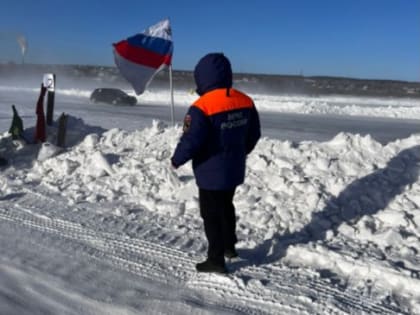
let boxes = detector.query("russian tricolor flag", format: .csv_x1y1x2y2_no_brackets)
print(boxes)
113,19,173,95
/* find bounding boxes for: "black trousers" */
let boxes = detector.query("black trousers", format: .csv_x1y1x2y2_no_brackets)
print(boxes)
199,188,237,264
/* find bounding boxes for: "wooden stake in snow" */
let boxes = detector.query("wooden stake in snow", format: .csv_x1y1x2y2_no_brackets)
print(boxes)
57,112,68,148
43,73,56,126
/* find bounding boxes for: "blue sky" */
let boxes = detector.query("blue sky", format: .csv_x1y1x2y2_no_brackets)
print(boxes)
0,0,418,81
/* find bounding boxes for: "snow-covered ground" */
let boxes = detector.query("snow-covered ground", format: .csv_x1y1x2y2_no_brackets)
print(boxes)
1,77,420,314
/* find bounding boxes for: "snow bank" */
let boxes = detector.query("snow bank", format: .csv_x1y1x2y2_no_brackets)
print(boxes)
2,117,420,313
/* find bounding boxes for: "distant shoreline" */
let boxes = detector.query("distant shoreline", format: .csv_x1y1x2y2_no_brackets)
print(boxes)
1,63,419,98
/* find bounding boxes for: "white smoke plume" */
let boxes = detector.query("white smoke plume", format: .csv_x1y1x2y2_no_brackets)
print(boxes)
16,35,27,56
0,32,27,63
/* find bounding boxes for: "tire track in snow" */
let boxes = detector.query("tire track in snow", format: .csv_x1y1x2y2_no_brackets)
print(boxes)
242,265,404,315
0,208,405,315
0,208,272,314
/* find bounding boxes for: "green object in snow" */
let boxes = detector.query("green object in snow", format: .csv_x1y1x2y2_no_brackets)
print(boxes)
9,105,24,140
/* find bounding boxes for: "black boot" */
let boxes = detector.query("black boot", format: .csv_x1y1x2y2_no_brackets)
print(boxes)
196,259,227,274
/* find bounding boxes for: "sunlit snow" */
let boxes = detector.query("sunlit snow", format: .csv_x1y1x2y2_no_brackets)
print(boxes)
1,74,420,314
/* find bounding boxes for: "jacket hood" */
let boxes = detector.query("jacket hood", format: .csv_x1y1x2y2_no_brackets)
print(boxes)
194,53,232,96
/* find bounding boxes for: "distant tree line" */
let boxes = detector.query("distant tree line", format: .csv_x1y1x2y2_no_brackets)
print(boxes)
1,63,419,98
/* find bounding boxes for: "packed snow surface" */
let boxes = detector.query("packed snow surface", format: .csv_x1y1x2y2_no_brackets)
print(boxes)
1,80,420,314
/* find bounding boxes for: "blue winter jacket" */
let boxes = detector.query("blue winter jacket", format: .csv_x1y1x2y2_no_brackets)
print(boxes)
171,53,261,190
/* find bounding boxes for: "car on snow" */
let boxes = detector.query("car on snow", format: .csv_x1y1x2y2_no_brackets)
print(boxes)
90,88,137,106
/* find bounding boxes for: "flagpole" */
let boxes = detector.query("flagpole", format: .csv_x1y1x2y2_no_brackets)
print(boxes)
169,64,175,126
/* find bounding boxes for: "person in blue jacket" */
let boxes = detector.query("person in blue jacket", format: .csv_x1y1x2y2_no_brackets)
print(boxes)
171,53,261,273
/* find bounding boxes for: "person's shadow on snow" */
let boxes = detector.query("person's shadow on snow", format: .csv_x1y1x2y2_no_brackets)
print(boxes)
232,145,420,270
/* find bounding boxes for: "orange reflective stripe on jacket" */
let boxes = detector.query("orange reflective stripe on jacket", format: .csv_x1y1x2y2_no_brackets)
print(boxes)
193,88,254,116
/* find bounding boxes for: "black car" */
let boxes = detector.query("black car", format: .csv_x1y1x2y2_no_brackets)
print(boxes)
90,88,137,106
